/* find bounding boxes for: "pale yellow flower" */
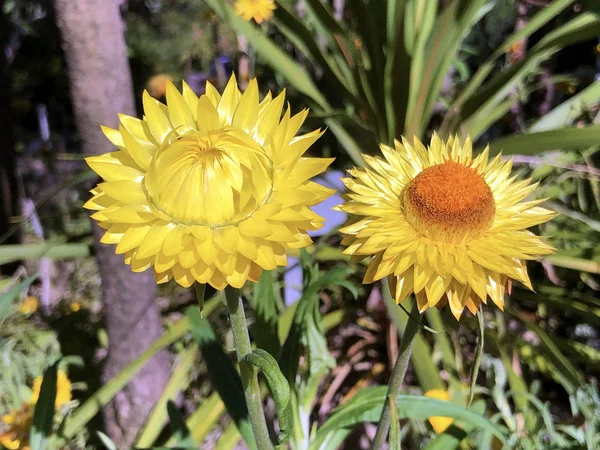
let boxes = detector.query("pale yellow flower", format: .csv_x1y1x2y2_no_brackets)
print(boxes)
234,0,276,23
85,75,334,289
19,297,38,315
424,389,453,433
338,135,556,319
30,371,72,408
70,302,81,312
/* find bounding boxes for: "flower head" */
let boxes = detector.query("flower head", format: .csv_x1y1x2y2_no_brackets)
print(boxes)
147,74,173,99
234,0,276,23
0,404,33,450
86,75,334,289
338,135,556,319
424,389,453,433
19,297,38,315
30,371,72,408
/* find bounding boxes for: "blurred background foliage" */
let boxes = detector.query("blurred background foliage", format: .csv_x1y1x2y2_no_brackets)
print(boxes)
1,0,599,449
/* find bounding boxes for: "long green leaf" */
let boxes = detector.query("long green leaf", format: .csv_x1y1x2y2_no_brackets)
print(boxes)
484,126,600,156
166,400,196,449
310,388,507,449
443,0,575,131
0,243,90,265
530,81,600,132
458,13,600,129
252,270,281,357
0,273,39,322
135,345,198,447
187,308,257,450
205,0,328,109
30,362,58,450
422,400,487,450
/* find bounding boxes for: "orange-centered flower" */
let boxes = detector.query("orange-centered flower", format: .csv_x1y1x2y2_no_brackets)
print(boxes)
338,134,556,319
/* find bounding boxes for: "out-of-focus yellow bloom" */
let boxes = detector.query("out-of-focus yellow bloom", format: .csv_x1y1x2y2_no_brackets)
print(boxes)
424,389,454,433
338,135,556,319
70,302,81,312
147,74,173,98
85,75,334,289
0,404,33,450
234,0,276,23
19,297,38,314
31,371,72,408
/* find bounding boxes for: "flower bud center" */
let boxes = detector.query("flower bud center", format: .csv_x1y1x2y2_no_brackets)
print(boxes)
144,129,272,227
404,161,495,243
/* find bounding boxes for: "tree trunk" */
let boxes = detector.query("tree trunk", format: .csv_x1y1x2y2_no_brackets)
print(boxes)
0,2,21,273
52,1,171,446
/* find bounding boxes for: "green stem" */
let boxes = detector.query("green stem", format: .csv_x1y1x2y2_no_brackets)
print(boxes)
371,302,421,449
224,286,273,450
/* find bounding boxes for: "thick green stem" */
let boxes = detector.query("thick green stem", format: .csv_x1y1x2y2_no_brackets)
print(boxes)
371,302,421,449
224,286,273,450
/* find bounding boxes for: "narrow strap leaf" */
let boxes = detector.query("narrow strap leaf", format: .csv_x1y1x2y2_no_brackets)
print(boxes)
195,283,206,317
467,308,485,408
30,360,59,450
242,349,293,444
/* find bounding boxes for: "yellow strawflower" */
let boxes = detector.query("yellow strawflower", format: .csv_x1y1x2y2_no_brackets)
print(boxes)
0,405,32,450
424,389,454,433
234,0,276,23
19,297,38,314
85,75,334,289
30,371,72,408
338,135,556,319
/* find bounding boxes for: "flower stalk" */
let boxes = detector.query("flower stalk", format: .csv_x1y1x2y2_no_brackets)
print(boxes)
224,286,274,450
371,302,421,449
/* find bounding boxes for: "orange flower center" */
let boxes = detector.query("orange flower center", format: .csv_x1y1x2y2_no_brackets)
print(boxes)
403,161,495,243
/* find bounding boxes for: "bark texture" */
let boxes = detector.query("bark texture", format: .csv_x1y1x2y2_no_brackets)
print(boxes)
0,3,21,273
52,1,171,446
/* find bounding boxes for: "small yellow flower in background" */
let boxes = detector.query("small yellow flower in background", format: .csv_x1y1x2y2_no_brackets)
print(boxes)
147,74,173,98
424,389,453,433
0,404,33,450
234,0,276,23
18,297,38,314
85,74,334,289
338,135,556,319
70,302,81,312
31,371,72,408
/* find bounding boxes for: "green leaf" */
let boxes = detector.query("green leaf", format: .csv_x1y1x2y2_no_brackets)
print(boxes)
467,309,484,408
58,297,222,444
0,243,90,265
243,349,293,444
166,400,197,449
30,361,58,450
205,0,328,109
406,0,486,137
442,0,576,131
187,307,257,450
0,273,39,322
310,388,507,449
252,271,281,357
530,81,600,132
484,126,600,156
422,400,487,450
135,345,198,447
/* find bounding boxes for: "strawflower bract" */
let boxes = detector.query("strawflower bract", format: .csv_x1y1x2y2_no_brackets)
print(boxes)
0,404,32,450
85,75,334,289
234,0,276,23
338,135,556,319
